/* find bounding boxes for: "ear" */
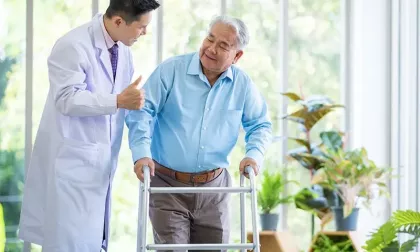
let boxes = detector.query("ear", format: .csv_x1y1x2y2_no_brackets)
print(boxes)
232,50,243,64
113,16,123,27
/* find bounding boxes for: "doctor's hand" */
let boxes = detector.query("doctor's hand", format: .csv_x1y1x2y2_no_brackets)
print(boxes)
117,75,145,110
239,157,259,179
134,157,155,182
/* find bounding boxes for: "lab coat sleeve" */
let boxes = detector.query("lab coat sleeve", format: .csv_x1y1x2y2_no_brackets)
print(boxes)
48,41,117,117
126,64,171,163
242,79,273,169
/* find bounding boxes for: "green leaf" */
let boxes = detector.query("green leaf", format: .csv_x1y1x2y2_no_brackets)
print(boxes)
320,131,343,151
257,170,297,213
363,221,397,252
312,233,353,251
399,239,418,252
392,210,420,230
0,203,5,252
284,105,343,132
382,241,400,252
289,152,323,171
282,92,302,102
288,137,311,151
0,56,17,105
294,187,328,211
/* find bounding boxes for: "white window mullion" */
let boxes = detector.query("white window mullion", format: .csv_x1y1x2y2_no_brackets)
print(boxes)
278,0,288,231
25,0,33,176
24,0,34,250
221,0,227,16
390,0,401,214
341,0,352,148
416,0,420,212
153,0,164,65
92,0,99,17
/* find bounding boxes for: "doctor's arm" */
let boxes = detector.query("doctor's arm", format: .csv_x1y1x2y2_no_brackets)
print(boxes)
125,65,171,180
239,80,273,176
48,42,143,117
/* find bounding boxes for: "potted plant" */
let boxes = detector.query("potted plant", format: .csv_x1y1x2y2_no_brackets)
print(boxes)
257,169,297,231
281,91,344,235
281,90,392,232
306,146,392,231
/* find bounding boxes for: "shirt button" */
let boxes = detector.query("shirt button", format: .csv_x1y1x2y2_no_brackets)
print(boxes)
201,146,205,149
198,165,202,168
203,127,207,130
206,108,210,111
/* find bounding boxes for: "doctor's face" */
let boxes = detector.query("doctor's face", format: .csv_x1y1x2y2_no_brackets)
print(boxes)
115,12,152,46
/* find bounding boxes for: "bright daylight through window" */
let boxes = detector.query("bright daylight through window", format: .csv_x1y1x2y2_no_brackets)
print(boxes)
1,0,405,251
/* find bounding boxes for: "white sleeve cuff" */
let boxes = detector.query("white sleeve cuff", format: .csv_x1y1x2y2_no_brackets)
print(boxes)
99,93,118,114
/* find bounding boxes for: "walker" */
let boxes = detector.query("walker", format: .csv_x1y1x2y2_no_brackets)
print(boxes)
137,165,260,252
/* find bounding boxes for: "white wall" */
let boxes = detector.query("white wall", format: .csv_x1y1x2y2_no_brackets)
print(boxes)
351,0,420,250
349,0,392,240
392,0,420,213
389,0,420,250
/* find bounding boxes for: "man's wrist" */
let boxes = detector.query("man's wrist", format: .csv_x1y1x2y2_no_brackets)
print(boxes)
117,94,124,109
245,149,264,168
131,144,152,164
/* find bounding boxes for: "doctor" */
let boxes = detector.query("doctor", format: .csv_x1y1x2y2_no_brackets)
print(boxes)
18,0,160,251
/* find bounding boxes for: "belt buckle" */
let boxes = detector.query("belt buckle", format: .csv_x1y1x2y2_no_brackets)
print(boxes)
190,174,199,183
190,174,196,183
191,173,207,183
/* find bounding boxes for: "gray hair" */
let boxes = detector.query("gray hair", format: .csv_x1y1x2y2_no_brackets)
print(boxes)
208,15,250,50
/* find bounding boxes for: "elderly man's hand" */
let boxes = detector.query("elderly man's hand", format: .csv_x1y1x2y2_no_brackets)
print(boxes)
239,157,259,179
134,157,155,182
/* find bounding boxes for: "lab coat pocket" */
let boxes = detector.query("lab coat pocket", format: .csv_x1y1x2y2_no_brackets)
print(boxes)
54,139,102,185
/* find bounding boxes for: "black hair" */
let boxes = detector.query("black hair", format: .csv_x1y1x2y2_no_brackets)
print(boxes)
105,0,160,24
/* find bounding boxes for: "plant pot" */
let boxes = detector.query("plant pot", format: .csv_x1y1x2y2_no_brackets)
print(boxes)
260,213,279,231
332,207,359,231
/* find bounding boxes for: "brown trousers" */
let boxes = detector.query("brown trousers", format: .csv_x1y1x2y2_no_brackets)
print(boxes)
149,167,232,252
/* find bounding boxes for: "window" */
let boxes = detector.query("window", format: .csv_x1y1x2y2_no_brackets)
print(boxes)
162,0,220,59
1,1,365,251
0,0,26,251
225,0,282,242
32,0,91,138
287,0,342,249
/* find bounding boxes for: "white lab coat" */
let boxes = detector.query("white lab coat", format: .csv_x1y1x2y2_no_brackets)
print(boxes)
18,13,134,252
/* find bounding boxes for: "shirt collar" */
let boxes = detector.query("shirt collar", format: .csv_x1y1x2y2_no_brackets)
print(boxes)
187,52,233,82
100,14,117,49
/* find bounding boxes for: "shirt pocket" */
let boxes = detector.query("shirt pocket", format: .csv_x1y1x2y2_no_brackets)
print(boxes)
54,138,102,185
220,109,243,142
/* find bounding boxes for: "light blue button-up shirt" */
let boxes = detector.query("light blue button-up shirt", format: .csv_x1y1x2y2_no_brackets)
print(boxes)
126,52,272,173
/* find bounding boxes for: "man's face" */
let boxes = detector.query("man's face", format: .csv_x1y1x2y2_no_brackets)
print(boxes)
114,12,152,46
199,22,243,74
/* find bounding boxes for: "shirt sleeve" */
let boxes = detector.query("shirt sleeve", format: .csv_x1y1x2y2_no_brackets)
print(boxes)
48,41,117,117
242,79,273,168
126,64,172,163
128,49,134,82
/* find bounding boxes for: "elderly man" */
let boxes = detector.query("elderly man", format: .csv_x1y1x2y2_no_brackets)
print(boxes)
126,15,272,249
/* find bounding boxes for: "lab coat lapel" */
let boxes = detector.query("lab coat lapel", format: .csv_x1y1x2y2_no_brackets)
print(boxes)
99,49,113,83
92,14,113,83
